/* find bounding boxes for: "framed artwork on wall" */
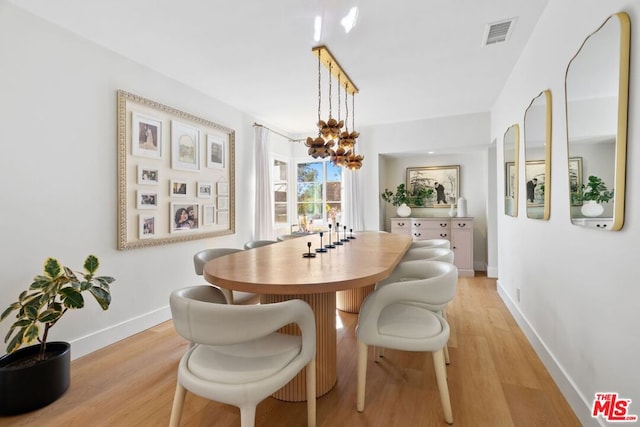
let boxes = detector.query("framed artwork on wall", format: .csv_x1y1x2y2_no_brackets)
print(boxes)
569,157,583,206
406,165,460,207
207,133,227,169
197,182,213,198
132,113,163,158
116,90,236,250
136,191,158,209
139,214,156,239
137,165,159,185
170,179,188,197
202,204,216,226
171,120,200,172
505,162,516,199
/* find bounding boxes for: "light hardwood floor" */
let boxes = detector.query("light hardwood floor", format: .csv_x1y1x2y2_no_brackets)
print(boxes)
0,274,581,426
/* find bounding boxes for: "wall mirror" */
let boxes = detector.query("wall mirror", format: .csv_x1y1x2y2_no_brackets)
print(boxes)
565,12,630,231
524,90,552,220
504,124,519,217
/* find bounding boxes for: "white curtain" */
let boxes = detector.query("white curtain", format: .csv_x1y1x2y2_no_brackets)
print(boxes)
254,127,274,240
342,168,364,231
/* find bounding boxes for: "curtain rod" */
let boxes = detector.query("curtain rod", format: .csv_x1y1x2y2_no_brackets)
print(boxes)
253,123,305,143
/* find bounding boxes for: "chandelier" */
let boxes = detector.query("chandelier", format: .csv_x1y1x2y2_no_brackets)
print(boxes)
305,45,363,170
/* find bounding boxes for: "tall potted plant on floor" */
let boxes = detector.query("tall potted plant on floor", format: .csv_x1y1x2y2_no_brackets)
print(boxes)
0,255,115,415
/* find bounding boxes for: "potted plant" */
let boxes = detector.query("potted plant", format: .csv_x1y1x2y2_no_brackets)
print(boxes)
578,175,614,217
0,255,115,415
381,184,435,217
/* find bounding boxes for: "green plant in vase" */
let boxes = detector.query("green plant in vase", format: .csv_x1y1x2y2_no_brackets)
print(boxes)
578,175,614,203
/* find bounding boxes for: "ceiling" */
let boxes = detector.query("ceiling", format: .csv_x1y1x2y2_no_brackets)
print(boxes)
10,0,550,136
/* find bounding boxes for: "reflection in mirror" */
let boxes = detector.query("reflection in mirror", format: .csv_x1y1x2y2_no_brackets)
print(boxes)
524,90,552,220
565,12,630,231
504,124,519,217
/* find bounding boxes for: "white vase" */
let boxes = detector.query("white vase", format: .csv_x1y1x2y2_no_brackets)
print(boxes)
396,203,412,217
448,204,456,217
581,200,604,217
457,197,467,217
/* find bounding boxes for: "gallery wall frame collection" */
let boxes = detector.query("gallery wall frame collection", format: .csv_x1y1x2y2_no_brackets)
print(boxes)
117,90,235,250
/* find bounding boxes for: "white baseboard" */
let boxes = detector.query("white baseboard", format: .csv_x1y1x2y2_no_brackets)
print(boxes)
69,306,172,360
496,280,599,427
486,265,498,278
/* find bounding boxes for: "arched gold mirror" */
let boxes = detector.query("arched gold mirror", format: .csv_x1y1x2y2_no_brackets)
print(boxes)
524,90,552,220
565,12,630,230
504,124,519,217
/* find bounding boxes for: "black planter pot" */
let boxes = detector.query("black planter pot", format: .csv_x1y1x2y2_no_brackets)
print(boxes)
0,341,71,415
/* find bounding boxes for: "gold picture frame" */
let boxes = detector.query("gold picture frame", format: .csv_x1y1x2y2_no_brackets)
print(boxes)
117,90,235,250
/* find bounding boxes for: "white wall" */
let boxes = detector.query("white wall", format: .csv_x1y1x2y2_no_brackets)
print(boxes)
0,4,258,358
491,0,640,424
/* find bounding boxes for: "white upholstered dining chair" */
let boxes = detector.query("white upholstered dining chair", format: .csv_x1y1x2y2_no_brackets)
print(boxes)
400,246,454,263
356,264,455,424
410,238,451,249
193,248,260,305
243,240,277,250
169,286,317,427
376,260,458,364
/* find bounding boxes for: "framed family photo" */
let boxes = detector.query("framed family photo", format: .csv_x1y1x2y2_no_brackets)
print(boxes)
197,181,213,198
171,120,200,171
132,113,163,158
406,165,460,207
170,203,200,233
137,165,159,185
207,134,226,169
136,191,158,209
138,214,157,239
170,179,188,197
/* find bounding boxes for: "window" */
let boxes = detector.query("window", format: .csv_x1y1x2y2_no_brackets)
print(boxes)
296,160,342,228
273,159,288,224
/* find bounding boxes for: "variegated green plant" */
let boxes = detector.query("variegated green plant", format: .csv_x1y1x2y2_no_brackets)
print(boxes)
1,255,115,360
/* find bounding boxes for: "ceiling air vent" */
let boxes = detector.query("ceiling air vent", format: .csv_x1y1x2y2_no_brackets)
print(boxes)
482,18,516,46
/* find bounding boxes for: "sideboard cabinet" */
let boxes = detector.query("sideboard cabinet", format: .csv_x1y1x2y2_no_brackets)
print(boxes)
390,217,474,276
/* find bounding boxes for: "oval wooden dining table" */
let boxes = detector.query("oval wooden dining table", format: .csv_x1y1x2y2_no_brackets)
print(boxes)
203,231,412,401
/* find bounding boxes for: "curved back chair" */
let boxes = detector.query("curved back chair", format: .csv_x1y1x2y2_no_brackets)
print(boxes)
376,260,458,364
243,240,277,250
169,286,316,427
355,265,455,424
277,234,304,242
401,247,454,263
194,248,260,305
410,238,450,250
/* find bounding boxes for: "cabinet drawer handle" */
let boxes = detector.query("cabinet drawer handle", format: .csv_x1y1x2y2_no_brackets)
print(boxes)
440,223,447,227
415,223,421,227
440,233,448,238
458,223,466,227
596,224,608,228
414,232,421,237
398,222,405,227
